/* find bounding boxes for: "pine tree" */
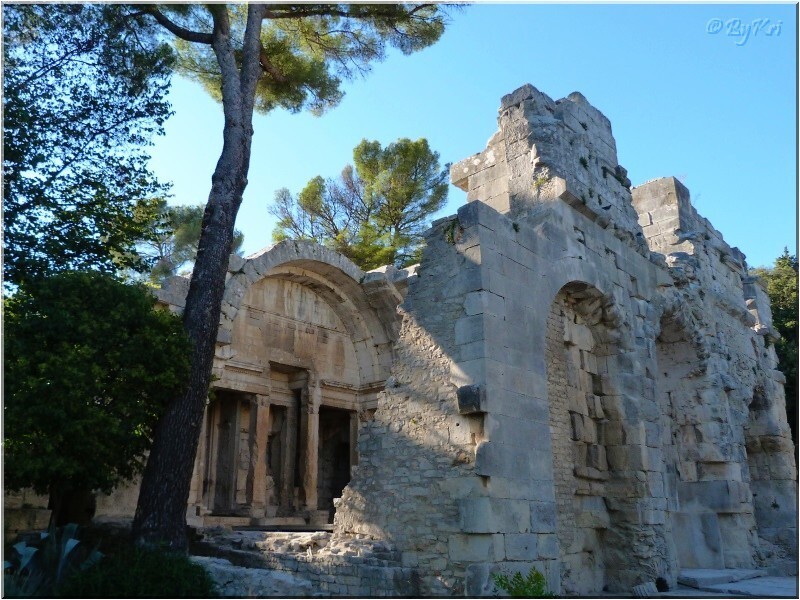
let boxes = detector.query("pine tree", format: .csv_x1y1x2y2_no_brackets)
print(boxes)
140,201,244,283
271,138,448,270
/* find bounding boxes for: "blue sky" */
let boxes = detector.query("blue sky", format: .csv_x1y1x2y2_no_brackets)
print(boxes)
148,3,797,269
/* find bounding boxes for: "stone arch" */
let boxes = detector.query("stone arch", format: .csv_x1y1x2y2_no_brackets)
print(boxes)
653,291,757,571
218,240,402,386
545,279,652,595
254,266,387,385
190,240,406,526
652,300,714,571
653,299,711,486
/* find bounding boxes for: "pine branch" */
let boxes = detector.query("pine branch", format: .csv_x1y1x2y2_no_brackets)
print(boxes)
148,8,213,44
261,4,437,21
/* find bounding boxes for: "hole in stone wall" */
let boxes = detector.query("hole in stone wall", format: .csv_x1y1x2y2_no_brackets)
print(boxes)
546,286,632,596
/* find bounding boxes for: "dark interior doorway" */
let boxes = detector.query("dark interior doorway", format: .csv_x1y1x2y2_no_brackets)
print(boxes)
209,391,247,515
317,406,353,522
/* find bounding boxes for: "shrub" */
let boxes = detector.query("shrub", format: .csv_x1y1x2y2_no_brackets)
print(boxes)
3,271,190,525
492,566,555,598
3,523,103,597
59,545,217,598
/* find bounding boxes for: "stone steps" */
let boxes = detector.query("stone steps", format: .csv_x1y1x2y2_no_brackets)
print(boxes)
678,568,764,588
235,523,334,532
631,569,794,598
200,515,254,528
197,515,333,531
190,528,417,597
665,569,797,598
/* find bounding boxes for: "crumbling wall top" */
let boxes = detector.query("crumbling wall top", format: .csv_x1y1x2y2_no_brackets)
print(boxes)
451,83,646,254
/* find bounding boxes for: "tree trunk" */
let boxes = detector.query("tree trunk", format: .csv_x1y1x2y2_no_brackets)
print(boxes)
132,6,265,551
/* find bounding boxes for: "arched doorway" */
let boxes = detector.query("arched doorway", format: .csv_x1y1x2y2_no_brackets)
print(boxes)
546,281,646,595
654,312,717,568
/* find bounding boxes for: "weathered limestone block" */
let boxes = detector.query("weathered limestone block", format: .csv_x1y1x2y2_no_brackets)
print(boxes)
743,275,780,341
449,534,504,562
459,497,531,534
505,534,540,560
671,512,725,569
677,480,751,514
586,443,608,471
155,274,190,309
227,252,245,273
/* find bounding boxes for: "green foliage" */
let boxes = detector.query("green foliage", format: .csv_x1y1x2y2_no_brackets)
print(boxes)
443,220,460,245
139,201,245,283
492,567,555,598
3,524,214,598
169,4,447,116
270,138,448,270
3,523,103,597
2,4,174,288
752,248,798,441
3,272,191,499
58,545,217,598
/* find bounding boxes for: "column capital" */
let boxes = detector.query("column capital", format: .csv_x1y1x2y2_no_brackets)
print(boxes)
307,377,323,410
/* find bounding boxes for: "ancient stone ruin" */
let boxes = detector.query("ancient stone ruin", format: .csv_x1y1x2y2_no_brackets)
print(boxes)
6,83,796,595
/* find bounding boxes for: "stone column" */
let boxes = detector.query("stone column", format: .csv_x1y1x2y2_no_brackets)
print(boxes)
302,378,321,512
280,394,298,513
248,394,270,516
205,400,222,513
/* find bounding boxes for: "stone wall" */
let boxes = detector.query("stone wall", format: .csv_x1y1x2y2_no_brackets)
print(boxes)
4,489,50,543
333,216,484,595
633,176,797,573
333,83,797,594
339,123,673,593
